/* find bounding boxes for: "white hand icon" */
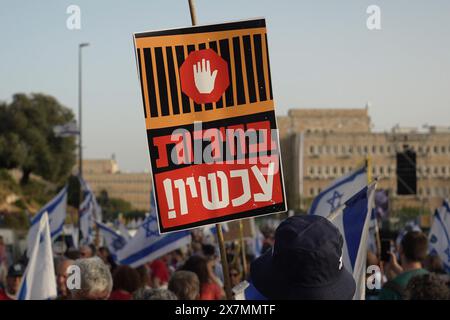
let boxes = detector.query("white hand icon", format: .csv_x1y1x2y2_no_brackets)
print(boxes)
193,59,218,94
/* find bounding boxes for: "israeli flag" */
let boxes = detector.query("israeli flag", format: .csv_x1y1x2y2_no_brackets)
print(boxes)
79,192,95,245
26,186,68,255
96,221,128,254
115,193,191,268
327,182,377,300
118,221,132,241
233,281,267,300
18,212,57,300
308,165,367,217
428,200,450,273
367,209,378,254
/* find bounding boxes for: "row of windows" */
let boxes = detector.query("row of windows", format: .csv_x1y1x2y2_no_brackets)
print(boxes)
307,186,450,198
306,165,450,178
308,144,450,156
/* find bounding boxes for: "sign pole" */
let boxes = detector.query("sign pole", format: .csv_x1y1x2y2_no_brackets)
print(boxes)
239,220,248,279
187,0,233,299
216,223,233,299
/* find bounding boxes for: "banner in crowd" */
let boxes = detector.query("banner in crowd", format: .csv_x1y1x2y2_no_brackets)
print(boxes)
26,186,68,255
133,18,286,232
18,212,57,300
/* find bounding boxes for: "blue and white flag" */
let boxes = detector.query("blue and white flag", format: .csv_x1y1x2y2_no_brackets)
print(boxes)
428,200,450,273
18,212,57,300
115,193,191,268
308,165,367,217
96,221,128,254
27,186,68,255
367,209,378,254
118,221,132,241
53,121,79,137
326,182,376,300
79,192,95,245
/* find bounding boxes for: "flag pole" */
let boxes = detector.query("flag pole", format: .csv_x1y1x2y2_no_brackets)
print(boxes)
216,224,233,299
186,0,232,299
239,220,248,279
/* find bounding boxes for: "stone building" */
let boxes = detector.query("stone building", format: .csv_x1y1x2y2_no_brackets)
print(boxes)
82,159,152,211
277,107,450,214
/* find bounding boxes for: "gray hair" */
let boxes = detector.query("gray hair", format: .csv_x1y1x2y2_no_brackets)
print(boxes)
132,288,178,300
168,270,200,300
73,257,112,299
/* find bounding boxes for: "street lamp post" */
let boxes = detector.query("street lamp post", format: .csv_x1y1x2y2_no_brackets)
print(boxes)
78,43,89,180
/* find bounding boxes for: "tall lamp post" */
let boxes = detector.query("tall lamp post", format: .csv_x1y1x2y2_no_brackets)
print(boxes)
78,42,89,180
78,43,89,243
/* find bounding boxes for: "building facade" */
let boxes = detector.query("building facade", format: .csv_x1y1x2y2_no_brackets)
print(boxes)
82,159,152,211
278,108,450,213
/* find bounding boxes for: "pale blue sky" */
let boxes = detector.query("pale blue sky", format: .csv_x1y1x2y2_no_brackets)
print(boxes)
1,1,449,172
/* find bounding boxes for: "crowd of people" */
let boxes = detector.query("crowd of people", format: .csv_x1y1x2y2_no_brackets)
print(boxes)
0,214,449,300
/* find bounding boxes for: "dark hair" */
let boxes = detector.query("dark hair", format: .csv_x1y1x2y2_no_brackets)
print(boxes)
181,255,209,285
401,231,428,262
98,246,110,255
112,265,141,294
168,271,200,300
135,265,150,288
202,244,216,257
424,254,445,274
406,273,450,300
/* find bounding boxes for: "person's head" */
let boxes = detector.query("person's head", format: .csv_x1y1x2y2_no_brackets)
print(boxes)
406,273,450,300
70,257,112,300
132,288,178,300
399,231,428,265
97,246,110,263
79,245,93,259
250,215,356,300
65,247,81,260
181,255,210,285
423,254,445,274
229,265,242,287
112,265,141,294
6,264,25,295
55,257,74,298
168,271,200,300
135,265,150,289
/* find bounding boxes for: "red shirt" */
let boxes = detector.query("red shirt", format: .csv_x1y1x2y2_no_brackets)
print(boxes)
108,290,132,300
200,282,223,300
149,259,169,284
0,289,14,300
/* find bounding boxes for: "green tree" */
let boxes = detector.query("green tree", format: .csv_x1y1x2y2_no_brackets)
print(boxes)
0,93,77,185
97,189,134,221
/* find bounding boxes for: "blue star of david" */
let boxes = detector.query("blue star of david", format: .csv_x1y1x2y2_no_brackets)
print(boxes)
112,237,126,251
445,247,450,263
142,215,159,238
327,191,343,211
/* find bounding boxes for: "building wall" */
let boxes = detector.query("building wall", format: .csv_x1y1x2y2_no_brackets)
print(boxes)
278,109,450,213
82,160,152,211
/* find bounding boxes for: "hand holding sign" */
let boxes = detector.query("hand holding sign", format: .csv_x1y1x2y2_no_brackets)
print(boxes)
193,59,218,94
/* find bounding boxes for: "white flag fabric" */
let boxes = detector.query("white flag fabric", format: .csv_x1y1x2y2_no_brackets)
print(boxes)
79,192,95,245
115,194,191,268
367,209,378,254
53,121,79,137
428,200,450,273
326,182,376,300
27,186,68,255
118,221,132,241
308,165,367,217
96,221,127,254
18,212,57,300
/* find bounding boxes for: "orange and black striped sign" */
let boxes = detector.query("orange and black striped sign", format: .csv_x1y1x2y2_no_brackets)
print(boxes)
134,19,274,129
133,19,286,233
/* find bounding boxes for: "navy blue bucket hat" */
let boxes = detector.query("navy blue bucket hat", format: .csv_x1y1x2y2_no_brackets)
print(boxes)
250,215,356,300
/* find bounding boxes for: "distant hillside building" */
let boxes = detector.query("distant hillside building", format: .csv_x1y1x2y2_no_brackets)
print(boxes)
277,107,450,213
82,159,151,211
